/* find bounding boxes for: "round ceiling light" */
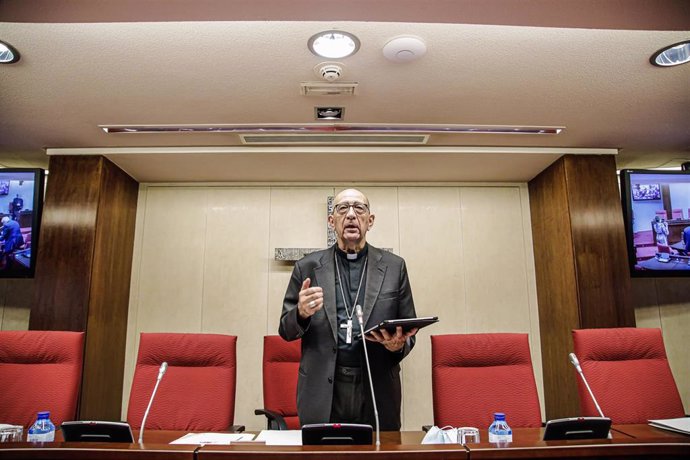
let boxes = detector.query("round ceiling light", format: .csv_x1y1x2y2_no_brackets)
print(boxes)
650,40,690,67
382,36,427,63
0,41,20,64
308,30,360,59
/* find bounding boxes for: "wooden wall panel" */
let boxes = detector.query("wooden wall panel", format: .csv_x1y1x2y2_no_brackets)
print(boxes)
529,160,580,421
31,156,101,331
565,155,635,328
529,154,634,420
30,155,138,421
81,159,138,419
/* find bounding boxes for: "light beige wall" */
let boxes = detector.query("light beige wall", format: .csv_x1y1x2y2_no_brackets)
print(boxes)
0,280,33,330
123,183,543,431
632,277,690,411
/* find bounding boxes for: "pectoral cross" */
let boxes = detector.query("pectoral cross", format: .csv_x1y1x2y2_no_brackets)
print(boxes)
340,319,353,344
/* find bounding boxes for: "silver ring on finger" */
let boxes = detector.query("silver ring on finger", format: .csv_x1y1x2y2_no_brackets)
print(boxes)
309,300,316,308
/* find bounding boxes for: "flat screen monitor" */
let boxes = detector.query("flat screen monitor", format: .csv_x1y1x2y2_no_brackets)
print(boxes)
619,169,690,277
0,168,45,278
631,183,661,201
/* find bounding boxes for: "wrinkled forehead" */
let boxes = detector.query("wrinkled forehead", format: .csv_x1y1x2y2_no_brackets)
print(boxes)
333,189,369,207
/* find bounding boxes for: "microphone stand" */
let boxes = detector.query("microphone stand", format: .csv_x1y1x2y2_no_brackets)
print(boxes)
568,353,605,418
138,362,168,444
355,305,380,447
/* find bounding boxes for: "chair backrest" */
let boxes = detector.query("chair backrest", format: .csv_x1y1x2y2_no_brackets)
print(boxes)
126,332,237,431
572,328,685,424
655,210,668,219
0,330,85,428
261,335,301,429
671,209,683,219
431,333,542,428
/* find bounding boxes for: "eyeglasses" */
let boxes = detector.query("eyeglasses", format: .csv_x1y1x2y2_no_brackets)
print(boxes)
333,201,369,215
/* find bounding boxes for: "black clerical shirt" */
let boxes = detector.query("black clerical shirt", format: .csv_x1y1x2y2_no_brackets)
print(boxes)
334,244,368,367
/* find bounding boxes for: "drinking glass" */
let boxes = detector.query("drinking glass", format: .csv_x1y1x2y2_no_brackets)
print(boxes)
457,427,480,444
0,425,23,443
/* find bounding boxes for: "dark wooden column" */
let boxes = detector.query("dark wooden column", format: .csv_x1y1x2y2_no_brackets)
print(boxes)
529,154,635,420
30,155,138,421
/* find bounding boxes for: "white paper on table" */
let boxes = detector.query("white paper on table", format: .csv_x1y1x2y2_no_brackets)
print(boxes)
255,430,302,445
170,432,256,445
648,417,690,435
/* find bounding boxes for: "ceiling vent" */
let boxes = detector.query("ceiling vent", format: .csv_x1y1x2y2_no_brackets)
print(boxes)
300,82,358,96
240,134,429,145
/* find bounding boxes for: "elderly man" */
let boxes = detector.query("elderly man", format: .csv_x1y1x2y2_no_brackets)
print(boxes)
279,188,417,430
0,216,24,269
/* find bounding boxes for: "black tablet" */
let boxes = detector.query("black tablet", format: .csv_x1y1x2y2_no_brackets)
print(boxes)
302,423,373,445
364,316,438,335
543,417,611,441
61,421,134,443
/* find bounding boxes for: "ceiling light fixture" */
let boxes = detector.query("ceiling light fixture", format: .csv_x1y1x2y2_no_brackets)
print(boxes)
0,41,20,64
315,107,344,120
308,30,360,59
650,40,690,67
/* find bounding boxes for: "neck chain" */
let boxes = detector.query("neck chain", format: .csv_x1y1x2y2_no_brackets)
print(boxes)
334,251,368,322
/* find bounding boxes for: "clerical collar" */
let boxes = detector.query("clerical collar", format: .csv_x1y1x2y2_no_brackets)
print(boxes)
335,244,368,261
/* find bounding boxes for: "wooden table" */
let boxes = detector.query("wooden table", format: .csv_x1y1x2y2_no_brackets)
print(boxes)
0,430,195,460
0,426,687,460
464,425,689,459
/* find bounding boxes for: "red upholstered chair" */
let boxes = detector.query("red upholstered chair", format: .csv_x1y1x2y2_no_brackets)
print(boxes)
572,328,685,424
431,333,542,428
255,335,301,430
127,332,239,431
655,210,668,219
0,330,85,428
671,209,683,220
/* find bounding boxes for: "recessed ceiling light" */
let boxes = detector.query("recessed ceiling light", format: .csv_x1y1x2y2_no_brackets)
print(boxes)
308,31,360,59
315,107,344,120
0,41,20,64
650,40,690,67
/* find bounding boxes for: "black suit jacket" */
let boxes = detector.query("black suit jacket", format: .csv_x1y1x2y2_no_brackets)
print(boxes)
279,244,416,430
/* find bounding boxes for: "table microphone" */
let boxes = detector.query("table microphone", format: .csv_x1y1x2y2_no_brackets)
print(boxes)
568,353,605,419
355,305,380,447
568,353,612,439
138,361,168,444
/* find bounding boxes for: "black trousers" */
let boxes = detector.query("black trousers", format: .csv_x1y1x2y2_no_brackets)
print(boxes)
330,365,368,424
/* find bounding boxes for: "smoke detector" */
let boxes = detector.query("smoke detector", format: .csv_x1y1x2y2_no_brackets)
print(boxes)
314,62,344,82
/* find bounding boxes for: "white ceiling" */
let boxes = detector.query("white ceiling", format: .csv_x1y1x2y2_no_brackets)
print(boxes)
1,0,689,182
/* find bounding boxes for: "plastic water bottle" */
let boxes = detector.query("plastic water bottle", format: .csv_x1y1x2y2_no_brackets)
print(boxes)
488,412,513,444
27,411,56,442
